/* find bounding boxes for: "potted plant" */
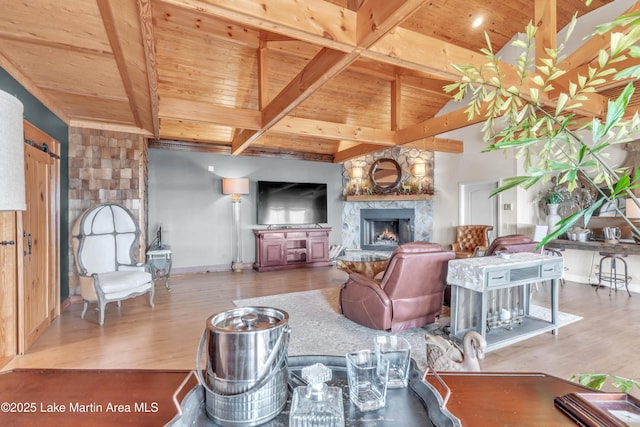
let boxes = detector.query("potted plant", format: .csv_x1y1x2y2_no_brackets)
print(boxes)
543,190,568,205
542,189,566,233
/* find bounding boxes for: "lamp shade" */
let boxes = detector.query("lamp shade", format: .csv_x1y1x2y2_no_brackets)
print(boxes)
626,198,640,219
413,162,426,177
351,166,363,179
222,177,250,195
0,89,25,211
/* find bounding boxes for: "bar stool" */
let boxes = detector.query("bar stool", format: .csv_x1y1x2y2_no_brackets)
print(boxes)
597,252,631,296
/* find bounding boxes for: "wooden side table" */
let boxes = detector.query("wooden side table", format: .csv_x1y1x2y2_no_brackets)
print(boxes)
147,249,172,290
336,252,391,279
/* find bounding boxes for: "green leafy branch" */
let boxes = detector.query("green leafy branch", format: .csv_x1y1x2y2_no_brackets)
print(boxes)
570,373,640,393
444,10,640,246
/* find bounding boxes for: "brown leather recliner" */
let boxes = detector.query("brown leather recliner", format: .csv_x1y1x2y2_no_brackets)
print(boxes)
339,242,455,332
451,225,493,258
485,234,541,255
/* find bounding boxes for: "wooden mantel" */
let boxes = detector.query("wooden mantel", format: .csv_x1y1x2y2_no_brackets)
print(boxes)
344,194,432,202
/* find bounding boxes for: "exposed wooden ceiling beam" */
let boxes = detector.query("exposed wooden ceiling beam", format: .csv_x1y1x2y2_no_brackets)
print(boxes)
161,99,261,129
333,135,463,163
271,116,396,145
559,2,640,70
136,0,160,137
404,137,464,153
162,0,608,153
334,143,392,163
397,103,490,145
159,0,357,51
535,0,557,69
230,0,428,155
69,119,153,135
98,0,156,135
231,48,360,154
369,26,608,118
543,3,640,112
347,0,365,12
355,0,426,47
398,74,454,98
258,36,269,110
553,55,640,99
0,52,70,124
391,77,401,131
150,138,334,162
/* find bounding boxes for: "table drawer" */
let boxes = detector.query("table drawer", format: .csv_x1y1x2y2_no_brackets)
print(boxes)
541,261,562,277
486,269,509,286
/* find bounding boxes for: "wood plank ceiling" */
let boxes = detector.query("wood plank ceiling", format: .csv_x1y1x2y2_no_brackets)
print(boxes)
0,0,633,163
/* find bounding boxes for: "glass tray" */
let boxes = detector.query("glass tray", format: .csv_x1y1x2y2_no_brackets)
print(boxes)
166,355,460,427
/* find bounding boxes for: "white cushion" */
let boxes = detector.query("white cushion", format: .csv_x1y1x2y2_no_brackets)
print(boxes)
96,270,152,294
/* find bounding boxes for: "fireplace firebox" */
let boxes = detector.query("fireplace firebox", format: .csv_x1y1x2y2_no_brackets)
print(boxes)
360,208,414,251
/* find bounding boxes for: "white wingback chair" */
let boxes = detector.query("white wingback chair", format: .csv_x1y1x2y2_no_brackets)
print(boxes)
71,203,155,325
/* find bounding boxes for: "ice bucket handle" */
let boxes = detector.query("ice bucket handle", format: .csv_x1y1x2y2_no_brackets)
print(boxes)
195,325,290,398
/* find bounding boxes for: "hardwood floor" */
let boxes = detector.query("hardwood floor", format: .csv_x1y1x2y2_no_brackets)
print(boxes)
3,266,639,393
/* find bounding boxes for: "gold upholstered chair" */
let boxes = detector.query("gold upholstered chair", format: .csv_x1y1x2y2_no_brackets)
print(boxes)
451,225,493,258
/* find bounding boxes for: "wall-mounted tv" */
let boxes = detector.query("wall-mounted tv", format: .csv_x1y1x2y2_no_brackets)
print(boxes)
257,181,328,226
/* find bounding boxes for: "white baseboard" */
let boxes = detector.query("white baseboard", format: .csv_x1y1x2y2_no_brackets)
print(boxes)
171,263,251,275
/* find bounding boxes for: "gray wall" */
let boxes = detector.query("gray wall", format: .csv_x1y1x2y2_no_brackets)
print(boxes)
1,68,70,299
148,149,343,272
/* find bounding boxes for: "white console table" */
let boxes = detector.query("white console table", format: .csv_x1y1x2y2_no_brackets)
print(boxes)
447,253,563,352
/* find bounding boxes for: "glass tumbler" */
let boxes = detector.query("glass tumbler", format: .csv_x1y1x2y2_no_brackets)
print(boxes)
345,350,389,412
374,335,411,388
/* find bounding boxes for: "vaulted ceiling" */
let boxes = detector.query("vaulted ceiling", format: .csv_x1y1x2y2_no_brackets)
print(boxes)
0,0,635,162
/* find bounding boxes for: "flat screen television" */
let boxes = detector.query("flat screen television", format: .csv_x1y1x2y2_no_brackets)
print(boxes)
257,181,328,226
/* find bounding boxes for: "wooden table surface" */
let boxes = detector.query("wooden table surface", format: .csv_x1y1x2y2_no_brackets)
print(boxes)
425,371,591,426
0,369,590,426
0,369,196,426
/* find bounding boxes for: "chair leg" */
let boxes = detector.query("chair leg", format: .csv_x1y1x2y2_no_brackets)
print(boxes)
149,283,155,308
99,300,107,326
81,301,89,319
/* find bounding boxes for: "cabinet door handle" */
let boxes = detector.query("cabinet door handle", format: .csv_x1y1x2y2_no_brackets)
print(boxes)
23,232,32,256
0,240,16,246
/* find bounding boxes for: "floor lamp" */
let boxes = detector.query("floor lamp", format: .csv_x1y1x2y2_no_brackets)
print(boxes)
222,178,249,272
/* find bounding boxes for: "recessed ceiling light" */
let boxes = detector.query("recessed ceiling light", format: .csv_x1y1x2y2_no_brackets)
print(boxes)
472,17,483,28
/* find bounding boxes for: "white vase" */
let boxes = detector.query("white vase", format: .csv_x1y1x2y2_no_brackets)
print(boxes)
546,203,561,234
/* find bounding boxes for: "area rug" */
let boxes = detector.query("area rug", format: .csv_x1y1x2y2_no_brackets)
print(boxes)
233,287,582,371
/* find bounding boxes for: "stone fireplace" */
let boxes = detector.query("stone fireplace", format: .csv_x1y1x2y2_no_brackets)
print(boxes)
342,200,433,250
360,208,415,251
340,146,435,251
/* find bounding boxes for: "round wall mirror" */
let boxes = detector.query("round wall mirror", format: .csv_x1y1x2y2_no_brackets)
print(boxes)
370,158,401,190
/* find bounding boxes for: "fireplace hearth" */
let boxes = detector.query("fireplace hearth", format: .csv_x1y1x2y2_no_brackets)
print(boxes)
360,208,414,251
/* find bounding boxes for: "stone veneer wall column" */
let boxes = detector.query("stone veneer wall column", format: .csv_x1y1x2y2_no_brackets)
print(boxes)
341,147,435,249
67,127,148,296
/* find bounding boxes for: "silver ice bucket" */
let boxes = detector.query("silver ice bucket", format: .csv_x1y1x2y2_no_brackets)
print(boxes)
196,306,289,426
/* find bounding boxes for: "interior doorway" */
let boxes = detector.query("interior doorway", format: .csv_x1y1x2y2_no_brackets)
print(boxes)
459,180,500,239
